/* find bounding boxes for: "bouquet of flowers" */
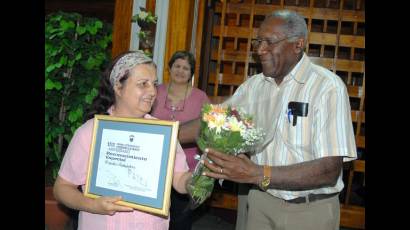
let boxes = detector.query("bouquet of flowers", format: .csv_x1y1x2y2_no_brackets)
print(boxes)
187,104,264,208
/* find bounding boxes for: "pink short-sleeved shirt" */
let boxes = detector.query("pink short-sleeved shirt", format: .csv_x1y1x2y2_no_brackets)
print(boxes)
58,113,189,230
151,85,210,171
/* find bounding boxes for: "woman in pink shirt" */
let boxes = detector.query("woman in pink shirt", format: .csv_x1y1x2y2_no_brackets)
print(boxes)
151,51,210,230
53,51,191,230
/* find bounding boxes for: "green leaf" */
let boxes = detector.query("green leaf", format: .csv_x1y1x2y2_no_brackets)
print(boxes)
131,15,139,22
85,88,98,104
85,56,97,70
97,35,112,48
60,20,75,31
59,55,68,66
76,25,86,35
75,52,82,61
95,21,103,29
86,21,102,35
45,64,55,73
84,54,105,70
67,59,75,68
138,31,146,39
68,107,83,123
45,80,56,90
45,79,62,90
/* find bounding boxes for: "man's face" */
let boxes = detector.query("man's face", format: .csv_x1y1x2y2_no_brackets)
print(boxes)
255,18,299,80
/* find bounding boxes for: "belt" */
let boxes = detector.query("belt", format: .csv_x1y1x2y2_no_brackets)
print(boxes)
285,192,339,204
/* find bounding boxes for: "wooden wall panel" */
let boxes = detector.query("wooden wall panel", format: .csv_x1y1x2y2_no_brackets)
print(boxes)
193,0,207,87
111,0,133,58
146,0,156,13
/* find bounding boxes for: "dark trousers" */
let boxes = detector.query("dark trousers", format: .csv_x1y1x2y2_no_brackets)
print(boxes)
169,188,192,230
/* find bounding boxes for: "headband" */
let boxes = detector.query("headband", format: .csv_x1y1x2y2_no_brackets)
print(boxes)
109,50,153,87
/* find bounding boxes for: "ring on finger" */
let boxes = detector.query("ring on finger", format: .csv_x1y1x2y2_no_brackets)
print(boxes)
220,168,223,174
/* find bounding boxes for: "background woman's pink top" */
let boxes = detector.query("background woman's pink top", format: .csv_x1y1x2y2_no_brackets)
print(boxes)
151,84,210,171
58,113,189,230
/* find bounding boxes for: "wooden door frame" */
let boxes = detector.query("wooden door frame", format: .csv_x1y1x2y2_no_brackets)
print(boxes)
111,0,133,58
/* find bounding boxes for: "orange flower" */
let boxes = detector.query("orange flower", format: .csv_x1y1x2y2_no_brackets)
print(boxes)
203,113,215,122
209,104,227,114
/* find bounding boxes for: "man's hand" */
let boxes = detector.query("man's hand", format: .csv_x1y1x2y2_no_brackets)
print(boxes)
202,148,343,191
202,148,263,185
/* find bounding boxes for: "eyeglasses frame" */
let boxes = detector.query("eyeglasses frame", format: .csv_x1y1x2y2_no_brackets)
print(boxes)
251,35,299,50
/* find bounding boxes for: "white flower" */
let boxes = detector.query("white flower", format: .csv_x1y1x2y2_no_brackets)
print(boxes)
138,11,148,20
241,127,264,147
224,116,245,133
207,113,226,134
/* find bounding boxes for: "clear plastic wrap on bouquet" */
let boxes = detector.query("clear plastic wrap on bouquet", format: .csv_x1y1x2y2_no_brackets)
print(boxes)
186,104,265,209
186,152,216,209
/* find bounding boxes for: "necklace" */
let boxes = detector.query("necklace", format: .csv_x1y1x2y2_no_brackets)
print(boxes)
164,83,189,119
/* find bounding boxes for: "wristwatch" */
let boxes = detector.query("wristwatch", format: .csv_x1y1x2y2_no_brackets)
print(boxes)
259,165,271,191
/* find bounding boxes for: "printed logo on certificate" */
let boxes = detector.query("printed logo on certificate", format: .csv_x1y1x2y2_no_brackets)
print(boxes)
84,115,179,217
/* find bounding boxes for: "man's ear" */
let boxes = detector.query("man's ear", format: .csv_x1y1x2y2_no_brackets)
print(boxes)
294,38,305,54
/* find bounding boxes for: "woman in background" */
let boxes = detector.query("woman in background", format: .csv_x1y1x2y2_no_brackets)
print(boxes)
151,51,210,230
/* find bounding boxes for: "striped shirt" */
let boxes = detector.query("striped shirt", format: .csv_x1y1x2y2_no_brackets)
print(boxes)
224,53,357,200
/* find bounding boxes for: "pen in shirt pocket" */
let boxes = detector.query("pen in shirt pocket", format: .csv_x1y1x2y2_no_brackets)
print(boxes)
287,109,292,123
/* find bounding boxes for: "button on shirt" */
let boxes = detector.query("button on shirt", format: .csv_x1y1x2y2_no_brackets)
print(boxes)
224,53,357,200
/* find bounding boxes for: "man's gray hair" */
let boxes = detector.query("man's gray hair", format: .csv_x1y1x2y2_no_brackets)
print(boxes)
266,10,308,46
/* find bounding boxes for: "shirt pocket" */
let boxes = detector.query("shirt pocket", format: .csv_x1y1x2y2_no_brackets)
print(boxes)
280,113,312,148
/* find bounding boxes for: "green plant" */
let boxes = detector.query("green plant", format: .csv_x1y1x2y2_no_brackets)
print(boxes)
131,9,157,25
131,8,157,58
45,11,112,182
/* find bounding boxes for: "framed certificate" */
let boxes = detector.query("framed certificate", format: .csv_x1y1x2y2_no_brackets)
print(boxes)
84,115,179,216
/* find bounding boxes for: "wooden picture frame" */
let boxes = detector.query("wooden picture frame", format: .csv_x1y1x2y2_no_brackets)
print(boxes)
84,114,179,216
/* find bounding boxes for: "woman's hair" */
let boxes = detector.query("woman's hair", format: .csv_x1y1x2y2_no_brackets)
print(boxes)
168,50,196,78
85,51,156,121
266,10,308,47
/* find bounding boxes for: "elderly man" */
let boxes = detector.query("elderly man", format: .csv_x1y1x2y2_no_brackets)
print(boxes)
180,9,357,230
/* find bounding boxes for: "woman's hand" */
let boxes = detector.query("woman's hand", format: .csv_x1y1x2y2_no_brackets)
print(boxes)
91,196,134,215
53,176,133,215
